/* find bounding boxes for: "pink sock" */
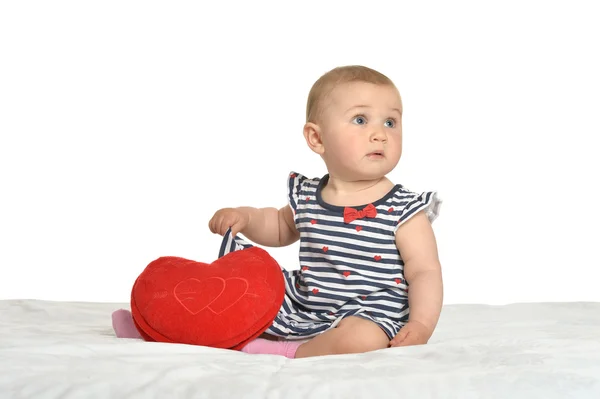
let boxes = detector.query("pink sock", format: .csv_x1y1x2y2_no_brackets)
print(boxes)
241,338,303,358
111,309,143,339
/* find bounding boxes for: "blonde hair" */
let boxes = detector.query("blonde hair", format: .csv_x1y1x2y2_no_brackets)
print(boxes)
306,65,397,123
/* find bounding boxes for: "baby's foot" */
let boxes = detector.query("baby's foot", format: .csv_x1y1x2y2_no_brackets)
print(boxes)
241,338,304,358
111,309,142,339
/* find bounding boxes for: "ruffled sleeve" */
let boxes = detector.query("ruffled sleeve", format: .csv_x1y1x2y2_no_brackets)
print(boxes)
286,171,308,218
393,190,442,233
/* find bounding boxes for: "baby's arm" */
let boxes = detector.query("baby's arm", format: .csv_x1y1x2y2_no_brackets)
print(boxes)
238,205,299,247
395,211,443,337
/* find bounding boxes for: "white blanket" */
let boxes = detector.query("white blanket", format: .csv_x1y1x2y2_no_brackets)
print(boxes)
1,300,599,398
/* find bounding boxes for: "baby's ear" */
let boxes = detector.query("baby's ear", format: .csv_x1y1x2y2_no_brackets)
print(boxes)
303,122,324,155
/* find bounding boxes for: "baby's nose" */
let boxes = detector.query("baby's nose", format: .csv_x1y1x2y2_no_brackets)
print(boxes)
371,128,388,141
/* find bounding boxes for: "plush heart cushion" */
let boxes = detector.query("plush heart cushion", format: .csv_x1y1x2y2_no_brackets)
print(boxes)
130,246,284,350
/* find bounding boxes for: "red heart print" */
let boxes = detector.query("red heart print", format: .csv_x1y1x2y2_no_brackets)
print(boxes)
343,271,351,277
295,283,300,289
311,219,317,225
374,255,382,261
290,173,297,178
322,246,329,252
312,288,319,294
355,226,362,232
306,197,311,201
361,296,367,300
174,277,248,315
302,266,309,271
388,207,394,213
395,278,402,284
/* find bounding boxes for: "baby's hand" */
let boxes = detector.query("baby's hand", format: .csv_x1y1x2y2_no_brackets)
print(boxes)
208,208,250,237
389,320,431,348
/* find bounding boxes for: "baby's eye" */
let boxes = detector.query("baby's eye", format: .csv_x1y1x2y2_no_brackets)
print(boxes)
385,119,396,128
352,115,367,125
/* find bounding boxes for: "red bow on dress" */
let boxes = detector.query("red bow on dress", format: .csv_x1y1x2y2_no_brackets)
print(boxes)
343,203,378,224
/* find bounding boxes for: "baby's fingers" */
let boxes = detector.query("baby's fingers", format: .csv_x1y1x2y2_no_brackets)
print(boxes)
217,218,233,236
209,217,224,235
229,220,246,237
208,217,219,234
390,329,409,347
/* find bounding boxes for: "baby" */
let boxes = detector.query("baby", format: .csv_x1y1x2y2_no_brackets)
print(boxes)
208,65,443,358
112,65,443,359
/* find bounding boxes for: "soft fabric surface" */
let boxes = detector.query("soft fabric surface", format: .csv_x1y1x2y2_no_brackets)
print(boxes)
1,300,599,398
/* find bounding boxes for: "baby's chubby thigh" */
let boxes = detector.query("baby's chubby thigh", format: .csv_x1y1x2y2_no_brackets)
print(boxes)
331,316,390,354
294,315,391,358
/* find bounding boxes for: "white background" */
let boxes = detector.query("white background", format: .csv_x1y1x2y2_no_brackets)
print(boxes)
1,1,598,305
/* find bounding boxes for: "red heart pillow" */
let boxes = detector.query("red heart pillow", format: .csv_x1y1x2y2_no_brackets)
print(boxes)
130,246,284,350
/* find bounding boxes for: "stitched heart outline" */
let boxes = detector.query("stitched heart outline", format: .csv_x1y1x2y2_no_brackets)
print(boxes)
174,277,248,315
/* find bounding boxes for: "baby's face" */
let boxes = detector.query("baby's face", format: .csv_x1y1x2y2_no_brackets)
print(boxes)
319,81,403,181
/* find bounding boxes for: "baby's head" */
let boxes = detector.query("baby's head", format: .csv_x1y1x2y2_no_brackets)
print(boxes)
303,65,403,182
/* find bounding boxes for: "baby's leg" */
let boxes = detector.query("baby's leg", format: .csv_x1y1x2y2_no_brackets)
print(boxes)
295,316,389,358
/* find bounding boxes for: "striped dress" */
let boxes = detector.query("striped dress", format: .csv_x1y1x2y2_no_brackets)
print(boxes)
218,171,441,340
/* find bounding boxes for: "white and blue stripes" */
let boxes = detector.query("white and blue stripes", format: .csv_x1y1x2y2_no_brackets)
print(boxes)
219,171,441,340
